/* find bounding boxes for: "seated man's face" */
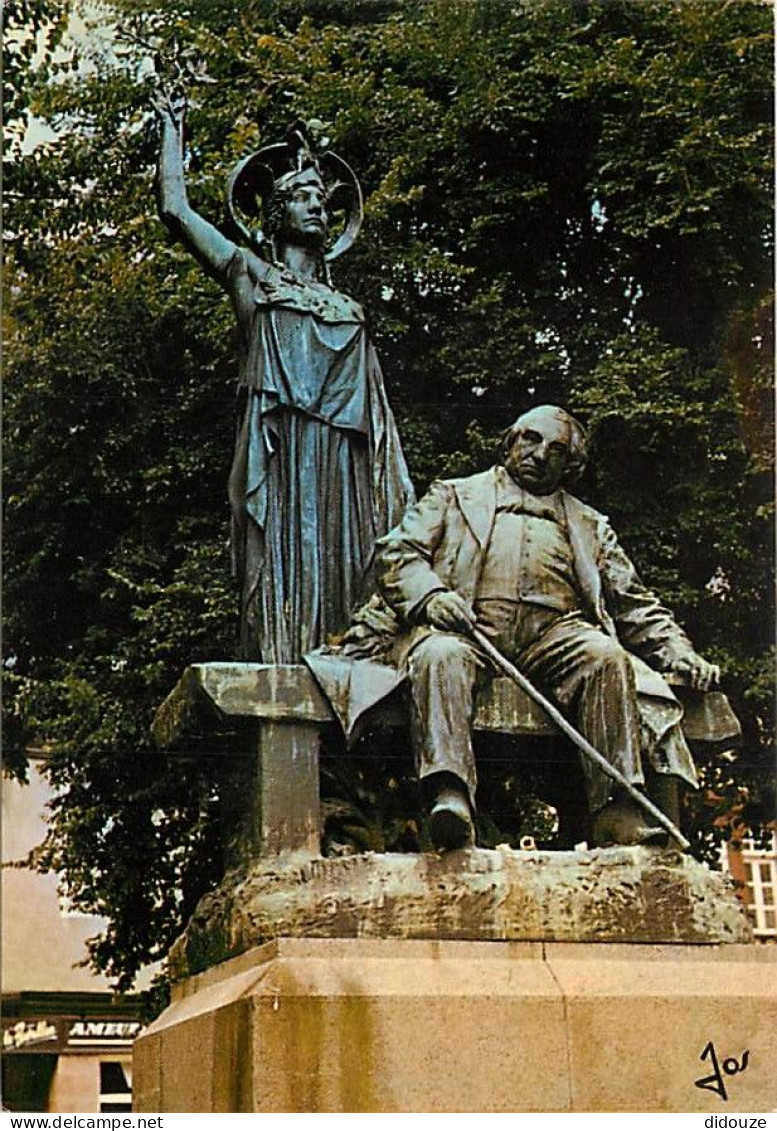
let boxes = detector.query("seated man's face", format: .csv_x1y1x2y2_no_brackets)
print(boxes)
505,408,571,495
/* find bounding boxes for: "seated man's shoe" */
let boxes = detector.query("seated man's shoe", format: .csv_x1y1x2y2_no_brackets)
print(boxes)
429,787,475,851
592,795,668,848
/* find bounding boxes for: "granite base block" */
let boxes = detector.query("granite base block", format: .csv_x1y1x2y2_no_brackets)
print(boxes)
133,937,776,1113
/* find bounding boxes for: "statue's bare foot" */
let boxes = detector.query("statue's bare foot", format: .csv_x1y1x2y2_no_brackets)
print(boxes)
429,786,475,851
592,796,668,848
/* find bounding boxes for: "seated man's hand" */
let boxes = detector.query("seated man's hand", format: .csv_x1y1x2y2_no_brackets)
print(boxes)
671,653,721,692
425,591,476,634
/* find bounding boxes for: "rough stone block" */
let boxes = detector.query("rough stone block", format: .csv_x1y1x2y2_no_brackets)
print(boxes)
168,845,751,980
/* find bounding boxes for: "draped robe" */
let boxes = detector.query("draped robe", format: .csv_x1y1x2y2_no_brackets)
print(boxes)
226,248,414,663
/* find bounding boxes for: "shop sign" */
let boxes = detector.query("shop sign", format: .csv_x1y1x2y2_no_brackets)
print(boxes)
67,1020,143,1047
3,1020,59,1052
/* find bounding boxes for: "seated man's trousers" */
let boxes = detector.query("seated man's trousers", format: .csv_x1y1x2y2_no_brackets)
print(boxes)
406,609,643,813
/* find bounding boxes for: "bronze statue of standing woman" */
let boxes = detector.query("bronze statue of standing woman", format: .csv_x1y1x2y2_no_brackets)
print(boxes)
155,93,414,662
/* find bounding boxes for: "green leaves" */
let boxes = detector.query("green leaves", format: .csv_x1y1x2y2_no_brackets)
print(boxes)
4,0,773,987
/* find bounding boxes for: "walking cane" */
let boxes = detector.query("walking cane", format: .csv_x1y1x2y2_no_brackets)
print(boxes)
469,626,690,851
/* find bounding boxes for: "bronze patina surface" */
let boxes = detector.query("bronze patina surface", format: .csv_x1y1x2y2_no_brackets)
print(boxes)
309,406,731,850
155,102,413,662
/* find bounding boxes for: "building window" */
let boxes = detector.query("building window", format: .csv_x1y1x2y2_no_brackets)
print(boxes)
737,834,777,941
99,1061,132,1112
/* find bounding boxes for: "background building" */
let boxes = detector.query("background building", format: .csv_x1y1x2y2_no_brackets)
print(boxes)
2,760,155,1113
725,832,777,943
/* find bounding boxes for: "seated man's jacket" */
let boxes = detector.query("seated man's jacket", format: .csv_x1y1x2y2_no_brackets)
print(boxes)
379,467,695,669
307,467,699,747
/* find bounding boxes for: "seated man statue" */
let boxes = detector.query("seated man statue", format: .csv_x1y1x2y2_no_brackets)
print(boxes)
308,405,721,851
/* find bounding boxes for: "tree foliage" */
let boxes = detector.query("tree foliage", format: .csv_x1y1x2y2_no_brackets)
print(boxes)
4,0,773,988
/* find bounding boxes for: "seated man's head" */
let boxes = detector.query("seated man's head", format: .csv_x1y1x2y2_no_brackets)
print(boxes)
503,405,587,495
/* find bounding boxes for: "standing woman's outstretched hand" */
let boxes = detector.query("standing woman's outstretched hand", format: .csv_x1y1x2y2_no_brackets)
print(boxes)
152,78,187,133
152,75,237,282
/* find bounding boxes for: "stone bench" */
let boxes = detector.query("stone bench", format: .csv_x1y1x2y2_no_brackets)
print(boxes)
152,662,740,860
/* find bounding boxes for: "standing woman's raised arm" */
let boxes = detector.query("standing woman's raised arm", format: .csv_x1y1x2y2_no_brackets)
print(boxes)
154,89,237,282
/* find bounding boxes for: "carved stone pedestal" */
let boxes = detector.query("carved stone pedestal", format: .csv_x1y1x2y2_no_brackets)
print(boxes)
134,664,764,1112
134,936,776,1113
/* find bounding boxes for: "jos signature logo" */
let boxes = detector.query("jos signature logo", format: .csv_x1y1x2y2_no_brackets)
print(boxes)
694,1040,750,1102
